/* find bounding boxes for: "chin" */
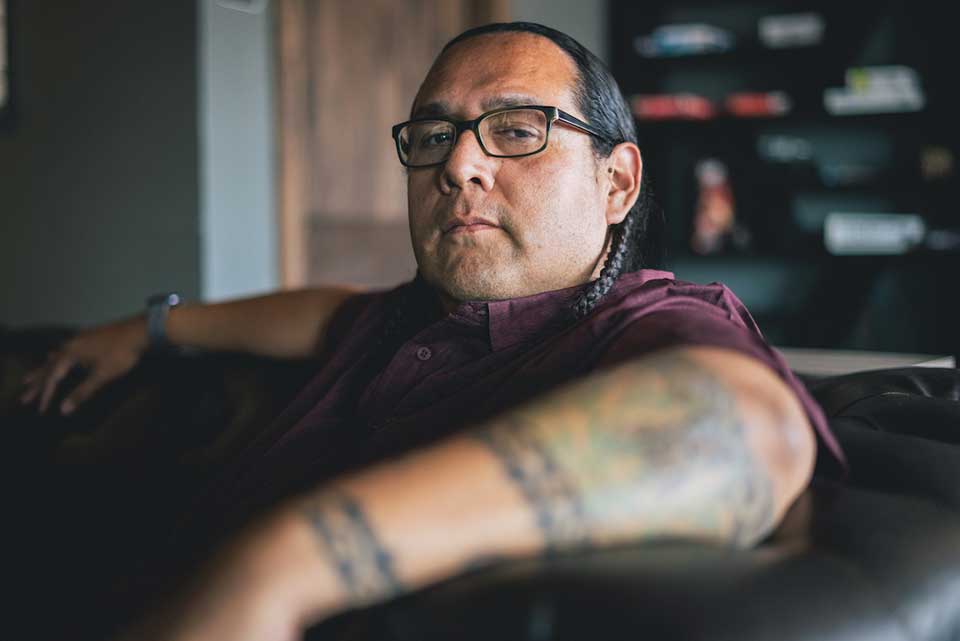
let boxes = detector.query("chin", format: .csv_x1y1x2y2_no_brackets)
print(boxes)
441,270,508,302
422,256,517,302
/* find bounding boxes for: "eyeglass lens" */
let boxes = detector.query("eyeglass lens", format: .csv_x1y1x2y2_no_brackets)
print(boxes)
398,108,549,166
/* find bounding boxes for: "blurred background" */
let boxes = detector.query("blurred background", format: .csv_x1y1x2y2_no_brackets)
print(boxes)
1,1,956,360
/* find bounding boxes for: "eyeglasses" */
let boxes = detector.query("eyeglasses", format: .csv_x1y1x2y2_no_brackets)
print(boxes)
391,105,610,168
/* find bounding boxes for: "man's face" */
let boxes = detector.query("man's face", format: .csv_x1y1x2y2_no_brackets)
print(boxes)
407,33,614,308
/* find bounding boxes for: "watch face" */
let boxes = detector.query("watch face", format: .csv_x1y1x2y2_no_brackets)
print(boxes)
148,293,181,307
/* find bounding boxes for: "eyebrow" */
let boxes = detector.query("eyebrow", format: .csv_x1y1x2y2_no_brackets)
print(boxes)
412,94,544,119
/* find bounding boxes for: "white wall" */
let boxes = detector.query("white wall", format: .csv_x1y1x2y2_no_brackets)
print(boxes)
0,2,201,327
198,0,278,302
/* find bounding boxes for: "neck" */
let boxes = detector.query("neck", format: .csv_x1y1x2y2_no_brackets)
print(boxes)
412,279,454,317
437,291,461,316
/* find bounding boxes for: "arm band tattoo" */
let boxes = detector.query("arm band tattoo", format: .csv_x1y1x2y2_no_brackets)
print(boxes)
303,492,402,601
475,425,591,554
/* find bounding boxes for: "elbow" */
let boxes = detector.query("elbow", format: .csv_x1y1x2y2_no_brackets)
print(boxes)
738,380,817,545
768,390,816,517
680,346,817,541
685,346,816,546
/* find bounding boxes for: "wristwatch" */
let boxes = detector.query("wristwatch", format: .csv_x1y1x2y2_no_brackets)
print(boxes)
145,292,182,351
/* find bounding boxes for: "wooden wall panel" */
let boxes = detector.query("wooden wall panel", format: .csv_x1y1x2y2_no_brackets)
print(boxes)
277,0,509,288
307,220,417,288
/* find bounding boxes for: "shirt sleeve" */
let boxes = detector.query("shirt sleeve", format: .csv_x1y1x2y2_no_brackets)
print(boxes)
594,287,847,477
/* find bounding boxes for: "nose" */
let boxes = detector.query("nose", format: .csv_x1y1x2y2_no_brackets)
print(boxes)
439,129,497,194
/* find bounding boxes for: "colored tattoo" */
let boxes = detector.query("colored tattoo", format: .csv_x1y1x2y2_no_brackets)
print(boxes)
302,492,402,602
474,352,776,549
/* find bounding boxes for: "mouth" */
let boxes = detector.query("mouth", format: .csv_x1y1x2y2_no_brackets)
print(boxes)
442,217,501,235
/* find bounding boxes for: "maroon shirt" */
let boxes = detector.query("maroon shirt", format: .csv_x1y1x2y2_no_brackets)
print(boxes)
209,269,845,526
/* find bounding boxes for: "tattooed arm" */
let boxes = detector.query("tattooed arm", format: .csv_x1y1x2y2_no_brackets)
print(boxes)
123,346,814,640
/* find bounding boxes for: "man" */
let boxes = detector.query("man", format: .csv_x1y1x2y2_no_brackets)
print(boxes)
22,22,842,641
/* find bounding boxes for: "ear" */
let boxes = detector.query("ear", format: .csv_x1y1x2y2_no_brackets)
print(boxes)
603,142,643,226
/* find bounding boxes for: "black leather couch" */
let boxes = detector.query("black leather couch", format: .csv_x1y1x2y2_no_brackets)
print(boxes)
4,327,959,641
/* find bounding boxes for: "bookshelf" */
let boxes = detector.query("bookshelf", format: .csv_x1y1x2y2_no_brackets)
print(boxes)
610,0,959,360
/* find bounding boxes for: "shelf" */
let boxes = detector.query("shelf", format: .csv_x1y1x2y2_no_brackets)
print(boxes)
632,107,929,129
630,45,820,65
610,0,958,355
622,41,829,70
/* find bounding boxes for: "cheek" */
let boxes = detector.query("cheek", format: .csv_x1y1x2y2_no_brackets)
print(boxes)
407,175,438,239
406,173,433,212
509,160,605,249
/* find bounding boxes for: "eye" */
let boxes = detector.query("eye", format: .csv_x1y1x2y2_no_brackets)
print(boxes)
419,131,453,148
493,127,538,139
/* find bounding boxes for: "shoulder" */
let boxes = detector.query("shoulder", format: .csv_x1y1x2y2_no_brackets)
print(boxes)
602,270,754,322
585,270,847,473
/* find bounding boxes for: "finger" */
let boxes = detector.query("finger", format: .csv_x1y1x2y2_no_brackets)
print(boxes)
60,372,108,415
20,382,42,405
21,368,44,385
38,358,76,414
20,363,54,403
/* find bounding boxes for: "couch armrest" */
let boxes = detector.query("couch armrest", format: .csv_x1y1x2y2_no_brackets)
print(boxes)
1,326,317,473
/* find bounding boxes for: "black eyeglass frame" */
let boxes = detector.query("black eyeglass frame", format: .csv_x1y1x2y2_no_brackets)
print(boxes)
390,105,612,168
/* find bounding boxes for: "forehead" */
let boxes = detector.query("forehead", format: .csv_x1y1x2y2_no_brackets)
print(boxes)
412,32,581,118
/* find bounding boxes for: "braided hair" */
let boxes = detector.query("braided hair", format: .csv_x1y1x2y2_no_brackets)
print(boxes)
376,22,664,362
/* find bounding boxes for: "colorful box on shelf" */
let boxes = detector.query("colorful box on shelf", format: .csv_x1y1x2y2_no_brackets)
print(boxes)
824,213,925,255
758,13,825,49
756,134,815,163
631,93,716,120
823,213,960,255
632,91,792,121
725,91,792,118
633,23,734,58
824,65,925,116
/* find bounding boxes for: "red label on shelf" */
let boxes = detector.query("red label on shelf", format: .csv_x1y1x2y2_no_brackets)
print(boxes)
725,92,792,117
631,94,716,120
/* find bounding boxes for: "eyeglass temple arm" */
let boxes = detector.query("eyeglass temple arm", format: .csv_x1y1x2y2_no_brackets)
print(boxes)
556,109,611,142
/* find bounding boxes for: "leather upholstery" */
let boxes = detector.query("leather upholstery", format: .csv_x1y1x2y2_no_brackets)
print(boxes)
3,327,959,641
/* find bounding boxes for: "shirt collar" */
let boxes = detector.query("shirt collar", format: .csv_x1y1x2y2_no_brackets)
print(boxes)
445,269,675,352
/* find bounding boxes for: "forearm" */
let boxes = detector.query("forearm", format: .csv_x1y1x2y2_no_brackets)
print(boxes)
164,287,358,359
243,347,814,626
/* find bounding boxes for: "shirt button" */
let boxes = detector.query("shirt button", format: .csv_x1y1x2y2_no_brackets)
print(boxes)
416,346,432,361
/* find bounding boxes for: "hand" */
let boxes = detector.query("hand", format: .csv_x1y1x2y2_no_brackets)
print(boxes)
19,316,150,415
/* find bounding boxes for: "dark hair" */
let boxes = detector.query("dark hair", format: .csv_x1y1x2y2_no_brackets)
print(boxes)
376,22,665,363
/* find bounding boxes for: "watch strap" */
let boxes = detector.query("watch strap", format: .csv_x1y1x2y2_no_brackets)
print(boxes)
146,292,181,351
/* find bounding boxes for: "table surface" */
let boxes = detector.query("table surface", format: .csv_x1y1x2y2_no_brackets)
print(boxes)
775,347,956,376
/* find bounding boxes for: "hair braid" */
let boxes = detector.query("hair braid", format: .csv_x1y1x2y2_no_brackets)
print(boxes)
573,197,639,318
572,174,663,318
